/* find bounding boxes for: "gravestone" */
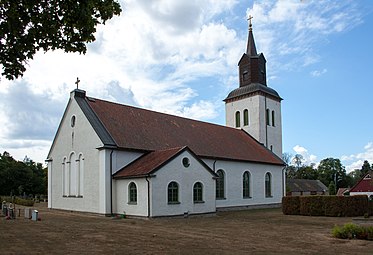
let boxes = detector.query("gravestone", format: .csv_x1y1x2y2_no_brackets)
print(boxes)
25,208,32,219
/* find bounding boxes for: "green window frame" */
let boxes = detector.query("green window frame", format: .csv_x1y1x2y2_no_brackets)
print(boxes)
128,182,137,204
243,109,249,126
265,172,272,197
243,171,251,198
235,111,240,128
216,170,225,199
193,182,203,203
271,110,275,127
168,181,179,204
266,109,270,126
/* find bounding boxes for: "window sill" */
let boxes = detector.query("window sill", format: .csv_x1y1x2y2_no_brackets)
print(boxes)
216,197,226,200
168,202,180,205
194,201,205,204
128,202,137,205
63,195,83,198
243,197,252,199
265,196,273,198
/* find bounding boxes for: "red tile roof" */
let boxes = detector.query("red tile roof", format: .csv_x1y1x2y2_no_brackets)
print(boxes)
113,147,183,178
85,96,284,165
350,173,373,192
113,146,217,179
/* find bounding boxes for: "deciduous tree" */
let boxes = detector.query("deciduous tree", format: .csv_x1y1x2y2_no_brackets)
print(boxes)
0,0,122,80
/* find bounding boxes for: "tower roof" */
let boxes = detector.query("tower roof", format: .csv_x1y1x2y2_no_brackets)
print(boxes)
246,17,257,56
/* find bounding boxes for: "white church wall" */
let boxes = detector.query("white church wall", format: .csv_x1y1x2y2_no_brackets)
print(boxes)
150,151,216,217
114,178,149,217
204,159,284,208
48,95,103,214
112,150,144,174
225,95,282,158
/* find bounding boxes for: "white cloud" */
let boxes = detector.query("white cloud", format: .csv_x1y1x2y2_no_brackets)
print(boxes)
342,142,373,173
246,0,363,74
292,145,318,166
310,68,327,77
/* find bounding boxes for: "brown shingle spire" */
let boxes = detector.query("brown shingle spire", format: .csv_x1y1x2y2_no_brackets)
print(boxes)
246,15,257,56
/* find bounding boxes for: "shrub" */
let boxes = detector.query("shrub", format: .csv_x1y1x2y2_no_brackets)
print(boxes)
282,196,300,215
332,223,373,240
1,196,34,207
283,195,369,217
299,196,324,216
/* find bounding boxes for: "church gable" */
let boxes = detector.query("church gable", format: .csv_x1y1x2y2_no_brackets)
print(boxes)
113,146,216,179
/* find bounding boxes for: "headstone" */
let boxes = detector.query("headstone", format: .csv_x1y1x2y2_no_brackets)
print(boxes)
25,208,32,219
31,210,38,221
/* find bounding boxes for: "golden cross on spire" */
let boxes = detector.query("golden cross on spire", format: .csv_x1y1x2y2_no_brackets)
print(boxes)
75,77,80,89
247,15,253,31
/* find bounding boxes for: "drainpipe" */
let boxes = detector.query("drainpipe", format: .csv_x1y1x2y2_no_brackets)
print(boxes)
213,160,217,172
282,166,286,197
110,150,114,216
146,176,150,217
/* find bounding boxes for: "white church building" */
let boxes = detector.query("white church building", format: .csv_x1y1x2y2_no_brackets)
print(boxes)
47,22,285,217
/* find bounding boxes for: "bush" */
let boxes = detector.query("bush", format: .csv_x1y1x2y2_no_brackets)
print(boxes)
332,223,373,240
282,195,369,217
299,196,324,216
1,196,34,207
282,196,300,215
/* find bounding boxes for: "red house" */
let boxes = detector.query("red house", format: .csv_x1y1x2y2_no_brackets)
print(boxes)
349,172,373,199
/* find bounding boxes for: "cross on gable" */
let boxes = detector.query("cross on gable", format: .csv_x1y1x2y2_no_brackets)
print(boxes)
75,77,80,89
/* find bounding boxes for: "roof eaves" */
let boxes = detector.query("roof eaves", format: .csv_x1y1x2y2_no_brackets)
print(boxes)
75,96,116,147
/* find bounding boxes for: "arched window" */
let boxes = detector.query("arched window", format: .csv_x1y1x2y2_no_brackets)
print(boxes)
216,170,225,199
266,109,270,126
128,182,137,203
243,109,249,126
168,182,179,204
235,111,240,128
62,157,67,197
193,182,203,203
272,110,275,126
243,171,251,198
265,172,272,197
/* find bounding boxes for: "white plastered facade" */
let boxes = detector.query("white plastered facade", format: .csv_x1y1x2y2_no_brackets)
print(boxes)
225,94,282,158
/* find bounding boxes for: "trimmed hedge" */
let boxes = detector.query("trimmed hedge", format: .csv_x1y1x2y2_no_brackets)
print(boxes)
282,196,300,215
282,195,369,217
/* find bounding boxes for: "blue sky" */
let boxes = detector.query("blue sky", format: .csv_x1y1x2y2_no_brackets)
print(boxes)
0,0,372,172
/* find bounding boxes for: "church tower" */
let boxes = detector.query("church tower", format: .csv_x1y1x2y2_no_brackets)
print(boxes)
224,17,283,157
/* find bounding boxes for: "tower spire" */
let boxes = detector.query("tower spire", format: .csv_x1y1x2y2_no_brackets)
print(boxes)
246,15,257,56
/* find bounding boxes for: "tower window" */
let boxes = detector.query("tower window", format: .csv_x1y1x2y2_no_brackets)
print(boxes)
243,109,249,126
266,109,270,126
235,111,240,128
243,70,249,81
272,110,275,127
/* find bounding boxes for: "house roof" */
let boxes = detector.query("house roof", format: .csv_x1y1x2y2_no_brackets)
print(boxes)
286,179,328,193
75,91,284,165
113,146,216,179
350,172,373,193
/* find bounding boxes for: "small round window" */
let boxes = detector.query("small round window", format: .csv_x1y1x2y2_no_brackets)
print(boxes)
71,115,76,127
182,157,190,168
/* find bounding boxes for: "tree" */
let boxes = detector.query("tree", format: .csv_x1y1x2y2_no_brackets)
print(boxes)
0,0,122,80
361,160,371,177
294,164,318,180
0,151,47,196
317,158,347,189
292,154,304,170
328,181,336,195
